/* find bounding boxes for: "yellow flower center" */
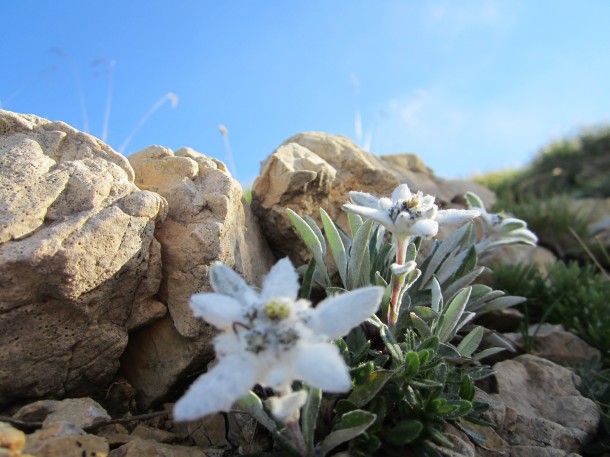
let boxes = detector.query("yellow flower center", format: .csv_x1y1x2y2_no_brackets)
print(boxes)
263,300,291,321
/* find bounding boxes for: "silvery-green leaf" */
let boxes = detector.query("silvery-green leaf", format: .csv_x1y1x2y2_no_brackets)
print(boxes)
301,386,321,452
436,249,470,285
499,219,527,232
346,326,369,363
485,331,516,351
404,268,422,291
437,342,461,359
470,284,493,299
319,410,377,457
467,290,504,312
457,326,484,357
410,312,432,337
347,211,363,238
465,192,484,209
420,223,471,287
286,208,330,286
477,295,526,314
411,306,438,320
234,391,277,432
443,267,485,300
473,347,506,361
336,221,353,253
347,219,374,289
374,271,388,287
304,214,327,257
437,287,472,343
347,369,394,407
430,277,442,314
376,320,403,367
406,240,418,262
454,311,476,333
300,259,316,299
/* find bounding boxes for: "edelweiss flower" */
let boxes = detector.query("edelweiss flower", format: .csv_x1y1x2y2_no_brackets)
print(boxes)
344,184,481,244
465,192,538,251
174,258,384,422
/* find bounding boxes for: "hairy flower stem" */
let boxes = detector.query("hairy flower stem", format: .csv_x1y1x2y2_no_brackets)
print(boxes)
388,238,408,329
286,419,309,457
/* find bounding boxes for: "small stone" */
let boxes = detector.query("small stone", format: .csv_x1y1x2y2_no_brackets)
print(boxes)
108,439,207,457
0,422,26,454
130,424,176,443
24,420,109,457
15,398,110,430
170,412,229,449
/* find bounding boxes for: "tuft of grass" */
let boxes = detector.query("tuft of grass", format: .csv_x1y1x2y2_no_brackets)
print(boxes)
478,125,610,203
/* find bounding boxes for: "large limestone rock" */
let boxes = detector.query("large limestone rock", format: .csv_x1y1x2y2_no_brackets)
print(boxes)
478,354,599,454
121,145,275,408
251,132,496,263
0,110,167,408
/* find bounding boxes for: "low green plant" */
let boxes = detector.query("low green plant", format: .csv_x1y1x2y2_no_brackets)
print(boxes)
476,125,610,202
493,261,610,364
493,196,591,259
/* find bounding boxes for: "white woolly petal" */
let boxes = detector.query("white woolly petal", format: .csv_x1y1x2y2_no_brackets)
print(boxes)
349,191,380,208
309,286,384,339
173,354,258,421
261,258,300,302
420,194,436,209
259,360,294,391
393,212,416,233
209,262,258,303
266,390,307,423
410,219,439,238
510,229,539,244
343,204,395,228
391,184,412,202
436,209,480,225
213,331,246,357
378,197,393,211
190,294,244,330
293,342,351,392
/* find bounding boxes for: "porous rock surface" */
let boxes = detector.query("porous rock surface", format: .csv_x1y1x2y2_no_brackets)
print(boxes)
0,110,167,408
251,131,495,263
120,145,275,408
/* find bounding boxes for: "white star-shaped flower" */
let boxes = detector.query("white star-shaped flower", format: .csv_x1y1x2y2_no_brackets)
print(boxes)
465,192,538,251
173,258,384,422
343,184,480,242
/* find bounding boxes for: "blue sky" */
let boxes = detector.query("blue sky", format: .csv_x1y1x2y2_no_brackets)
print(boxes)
3,1,610,185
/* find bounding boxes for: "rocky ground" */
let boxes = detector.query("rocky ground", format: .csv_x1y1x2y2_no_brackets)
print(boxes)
0,109,605,456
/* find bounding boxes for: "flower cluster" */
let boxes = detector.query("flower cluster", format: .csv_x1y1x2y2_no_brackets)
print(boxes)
344,184,480,262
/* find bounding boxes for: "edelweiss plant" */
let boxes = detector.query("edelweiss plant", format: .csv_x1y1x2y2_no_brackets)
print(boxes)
174,182,538,457
465,192,538,254
284,184,536,455
174,258,384,456
343,184,480,328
